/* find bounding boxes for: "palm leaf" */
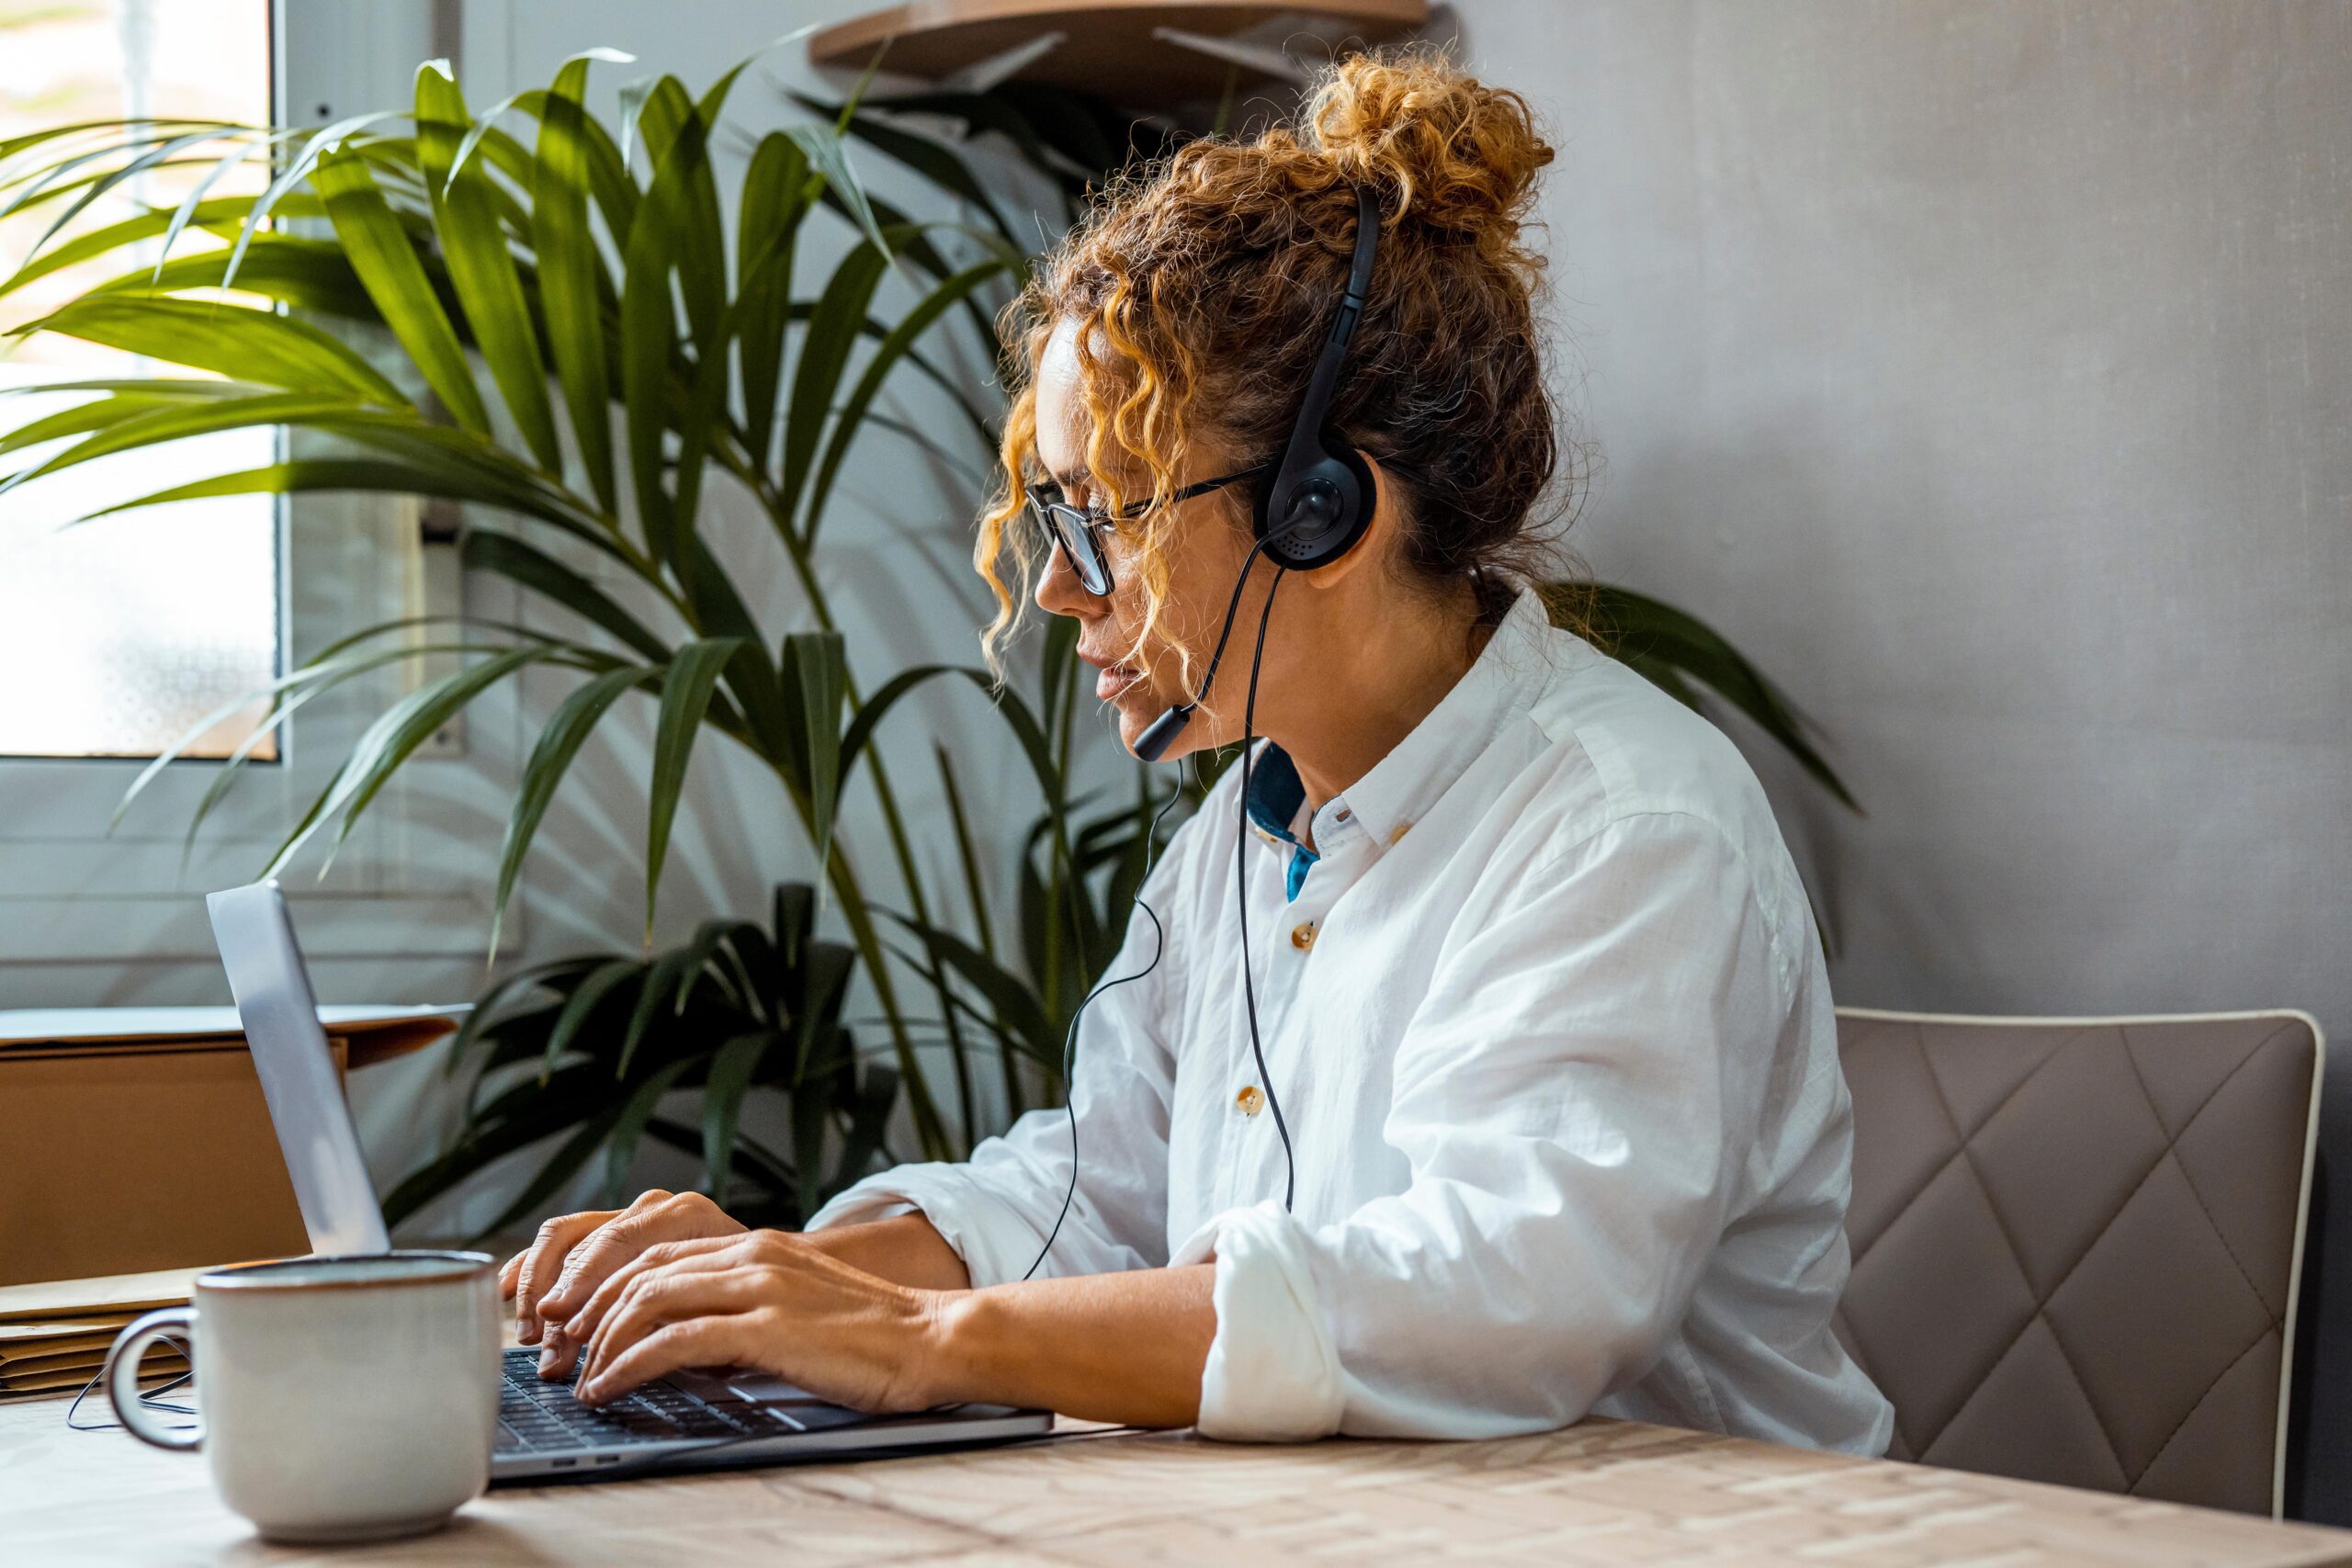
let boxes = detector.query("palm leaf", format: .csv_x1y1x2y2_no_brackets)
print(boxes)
616,87,693,569
788,93,1019,250
776,237,889,538
800,256,1005,542
107,637,488,836
440,957,605,1074
21,126,237,265
460,530,674,666
886,913,1058,1069
308,142,491,435
786,120,892,266
96,231,377,319
531,51,623,514
491,664,654,955
603,1056,692,1206
536,957,648,1078
217,108,407,293
734,130,810,474
481,1102,631,1238
265,648,549,879
14,295,404,402
777,631,847,871
701,1030,780,1204
175,640,508,863
379,1060,605,1227
643,638,743,940
413,63,561,469
616,943,700,1078
148,133,283,283
0,391,373,499
0,189,315,299
0,389,201,457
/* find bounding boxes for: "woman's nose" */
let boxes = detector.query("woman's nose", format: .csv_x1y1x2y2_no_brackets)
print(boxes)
1035,540,1098,619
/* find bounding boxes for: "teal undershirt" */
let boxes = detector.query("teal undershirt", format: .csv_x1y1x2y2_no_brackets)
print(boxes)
1244,746,1319,902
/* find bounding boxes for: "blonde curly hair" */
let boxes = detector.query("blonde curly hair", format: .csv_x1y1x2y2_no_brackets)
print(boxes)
975,46,1567,682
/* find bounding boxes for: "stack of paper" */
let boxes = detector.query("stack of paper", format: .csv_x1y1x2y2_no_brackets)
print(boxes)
0,1268,202,1403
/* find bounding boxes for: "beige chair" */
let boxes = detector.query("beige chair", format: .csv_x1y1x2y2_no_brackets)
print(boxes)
1832,1007,2324,1517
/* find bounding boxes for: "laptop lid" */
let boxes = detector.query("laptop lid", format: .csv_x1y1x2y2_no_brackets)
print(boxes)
207,881,392,1257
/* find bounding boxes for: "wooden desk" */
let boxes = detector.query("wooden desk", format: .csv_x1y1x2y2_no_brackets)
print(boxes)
5,1394,2348,1567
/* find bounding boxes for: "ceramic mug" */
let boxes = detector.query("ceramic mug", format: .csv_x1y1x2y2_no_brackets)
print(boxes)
104,1251,500,1542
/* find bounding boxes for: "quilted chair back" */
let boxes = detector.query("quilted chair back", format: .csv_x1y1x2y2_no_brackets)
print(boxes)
1833,1009,2323,1517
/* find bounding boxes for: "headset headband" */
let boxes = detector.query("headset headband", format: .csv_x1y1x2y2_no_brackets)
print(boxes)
1255,186,1382,569
1269,186,1379,499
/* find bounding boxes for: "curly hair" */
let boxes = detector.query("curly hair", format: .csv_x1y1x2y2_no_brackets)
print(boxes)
975,46,1573,680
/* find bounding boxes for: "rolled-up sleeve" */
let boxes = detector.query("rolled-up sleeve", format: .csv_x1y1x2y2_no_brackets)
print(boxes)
806,840,1191,1285
1175,809,1794,1440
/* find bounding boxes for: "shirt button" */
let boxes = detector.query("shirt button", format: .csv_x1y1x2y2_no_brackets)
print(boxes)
1290,921,1317,951
1235,1085,1265,1116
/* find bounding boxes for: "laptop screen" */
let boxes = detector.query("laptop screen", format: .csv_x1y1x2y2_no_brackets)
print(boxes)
206,882,393,1257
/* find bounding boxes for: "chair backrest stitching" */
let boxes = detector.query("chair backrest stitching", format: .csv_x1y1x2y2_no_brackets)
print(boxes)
2112,1024,2293,1321
1906,1025,2128,1475
2124,1326,2278,1494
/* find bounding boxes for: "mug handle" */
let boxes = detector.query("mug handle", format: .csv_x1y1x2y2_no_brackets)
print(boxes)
105,1306,201,1451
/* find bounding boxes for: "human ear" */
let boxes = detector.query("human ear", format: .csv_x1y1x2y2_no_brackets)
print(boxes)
1291,452,1396,592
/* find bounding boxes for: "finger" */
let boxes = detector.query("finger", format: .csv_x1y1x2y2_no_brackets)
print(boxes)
579,1312,760,1406
542,1236,744,1378
512,1210,617,1344
556,1239,749,1379
498,1251,525,1299
577,1257,775,1389
533,1190,718,1328
571,1237,737,1338
529,1188,683,1348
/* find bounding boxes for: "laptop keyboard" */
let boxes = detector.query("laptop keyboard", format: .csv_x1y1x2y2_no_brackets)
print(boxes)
498,1347,859,1452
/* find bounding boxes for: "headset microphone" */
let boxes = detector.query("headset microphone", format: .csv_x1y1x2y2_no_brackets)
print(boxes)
1131,702,1193,765
1134,536,1276,762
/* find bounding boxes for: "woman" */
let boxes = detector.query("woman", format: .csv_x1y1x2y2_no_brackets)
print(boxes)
504,50,1894,1453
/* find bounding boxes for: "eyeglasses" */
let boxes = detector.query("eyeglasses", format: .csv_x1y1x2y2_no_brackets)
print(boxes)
1028,463,1271,596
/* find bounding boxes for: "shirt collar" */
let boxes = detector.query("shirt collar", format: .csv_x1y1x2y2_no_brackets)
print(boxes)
1245,585,1565,859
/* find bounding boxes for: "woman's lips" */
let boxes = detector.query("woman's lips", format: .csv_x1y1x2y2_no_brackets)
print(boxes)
1096,664,1143,701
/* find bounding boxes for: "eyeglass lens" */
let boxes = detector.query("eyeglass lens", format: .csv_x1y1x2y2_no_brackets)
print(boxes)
1036,498,1112,595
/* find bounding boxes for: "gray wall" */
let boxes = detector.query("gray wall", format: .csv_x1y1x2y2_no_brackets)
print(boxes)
1453,0,2351,1517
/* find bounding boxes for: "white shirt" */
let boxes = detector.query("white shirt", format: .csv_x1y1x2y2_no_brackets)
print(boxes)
810,586,1894,1452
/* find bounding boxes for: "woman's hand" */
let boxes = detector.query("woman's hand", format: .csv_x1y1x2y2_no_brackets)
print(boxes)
499,1189,744,1371
563,1229,944,1412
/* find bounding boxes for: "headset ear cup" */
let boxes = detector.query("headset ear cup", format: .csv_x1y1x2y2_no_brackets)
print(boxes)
1260,441,1375,570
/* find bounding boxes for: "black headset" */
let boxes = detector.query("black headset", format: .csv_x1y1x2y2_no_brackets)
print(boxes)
1025,187,1384,1275
1256,183,1385,570
1133,185,1384,763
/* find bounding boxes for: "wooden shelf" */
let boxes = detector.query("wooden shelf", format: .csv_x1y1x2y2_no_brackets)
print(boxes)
809,0,1429,103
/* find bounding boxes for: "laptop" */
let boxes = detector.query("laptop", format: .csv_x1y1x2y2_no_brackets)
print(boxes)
205,880,1054,1483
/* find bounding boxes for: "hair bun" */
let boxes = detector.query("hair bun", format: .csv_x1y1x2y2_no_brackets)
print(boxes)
1304,50,1554,254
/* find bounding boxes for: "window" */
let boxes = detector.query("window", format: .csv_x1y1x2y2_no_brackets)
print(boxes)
0,0,277,761
0,0,508,971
